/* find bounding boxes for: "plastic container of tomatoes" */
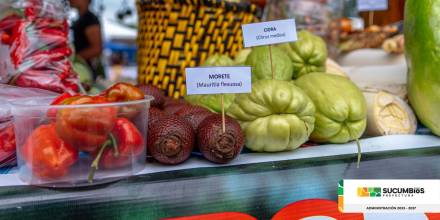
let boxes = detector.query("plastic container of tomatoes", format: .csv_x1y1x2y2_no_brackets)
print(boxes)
10,96,152,187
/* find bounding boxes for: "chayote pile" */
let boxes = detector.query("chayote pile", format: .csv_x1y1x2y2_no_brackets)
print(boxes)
279,30,327,79
295,73,367,143
227,80,315,152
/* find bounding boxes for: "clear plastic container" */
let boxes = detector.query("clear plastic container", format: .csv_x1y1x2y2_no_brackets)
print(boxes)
0,100,15,167
10,96,152,187
0,85,58,167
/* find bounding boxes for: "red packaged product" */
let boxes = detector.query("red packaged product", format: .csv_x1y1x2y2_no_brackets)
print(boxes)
0,84,57,167
0,0,79,94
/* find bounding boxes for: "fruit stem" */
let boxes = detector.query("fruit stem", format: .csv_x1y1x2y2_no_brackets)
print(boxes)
212,133,236,162
221,94,226,133
88,139,113,183
356,139,362,169
159,135,182,157
109,133,119,157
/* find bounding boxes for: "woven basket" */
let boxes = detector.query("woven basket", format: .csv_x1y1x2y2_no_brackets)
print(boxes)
137,0,260,98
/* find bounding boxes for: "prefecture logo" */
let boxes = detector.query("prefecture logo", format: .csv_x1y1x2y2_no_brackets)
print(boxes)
357,187,424,198
357,187,381,197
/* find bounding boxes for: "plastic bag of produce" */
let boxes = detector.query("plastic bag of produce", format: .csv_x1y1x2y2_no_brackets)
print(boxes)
0,3,21,84
227,80,315,152
0,43,13,83
295,73,367,143
0,84,57,167
0,0,79,93
278,30,327,79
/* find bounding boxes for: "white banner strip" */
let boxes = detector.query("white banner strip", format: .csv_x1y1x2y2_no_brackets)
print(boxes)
342,180,440,213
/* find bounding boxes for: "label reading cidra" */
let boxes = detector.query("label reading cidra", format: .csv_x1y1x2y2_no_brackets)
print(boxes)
357,0,388,12
242,19,297,48
186,66,252,95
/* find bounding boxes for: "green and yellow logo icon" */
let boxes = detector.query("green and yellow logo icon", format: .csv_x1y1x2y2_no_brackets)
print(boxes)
358,187,381,197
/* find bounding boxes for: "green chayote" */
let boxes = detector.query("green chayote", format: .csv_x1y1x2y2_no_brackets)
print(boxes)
234,48,252,65
245,46,293,82
184,94,236,113
295,73,367,143
227,80,315,152
202,54,234,66
278,30,327,79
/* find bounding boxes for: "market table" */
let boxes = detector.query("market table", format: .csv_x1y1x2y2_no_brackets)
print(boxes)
0,135,439,220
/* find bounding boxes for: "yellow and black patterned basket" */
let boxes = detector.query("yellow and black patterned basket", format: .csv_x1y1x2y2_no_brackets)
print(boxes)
137,0,260,98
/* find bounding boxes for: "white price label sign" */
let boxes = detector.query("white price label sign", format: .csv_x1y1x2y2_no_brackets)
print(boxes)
358,0,388,12
242,19,297,48
185,66,252,95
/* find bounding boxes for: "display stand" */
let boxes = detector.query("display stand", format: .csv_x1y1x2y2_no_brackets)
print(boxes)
0,135,439,219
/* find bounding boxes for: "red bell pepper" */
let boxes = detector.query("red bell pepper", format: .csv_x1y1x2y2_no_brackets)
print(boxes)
10,27,69,67
24,0,43,19
101,82,145,118
101,118,144,168
27,48,73,67
55,96,118,153
52,92,77,105
0,15,21,46
62,76,80,93
88,118,144,182
37,29,69,50
46,92,79,120
21,123,78,179
102,82,145,102
14,69,78,94
9,20,30,68
24,0,70,23
0,14,21,31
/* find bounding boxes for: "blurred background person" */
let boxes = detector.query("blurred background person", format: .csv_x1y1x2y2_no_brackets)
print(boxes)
69,0,105,81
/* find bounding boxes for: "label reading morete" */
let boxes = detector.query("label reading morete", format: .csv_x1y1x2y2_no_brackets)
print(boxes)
185,66,252,95
242,19,297,48
358,0,388,12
